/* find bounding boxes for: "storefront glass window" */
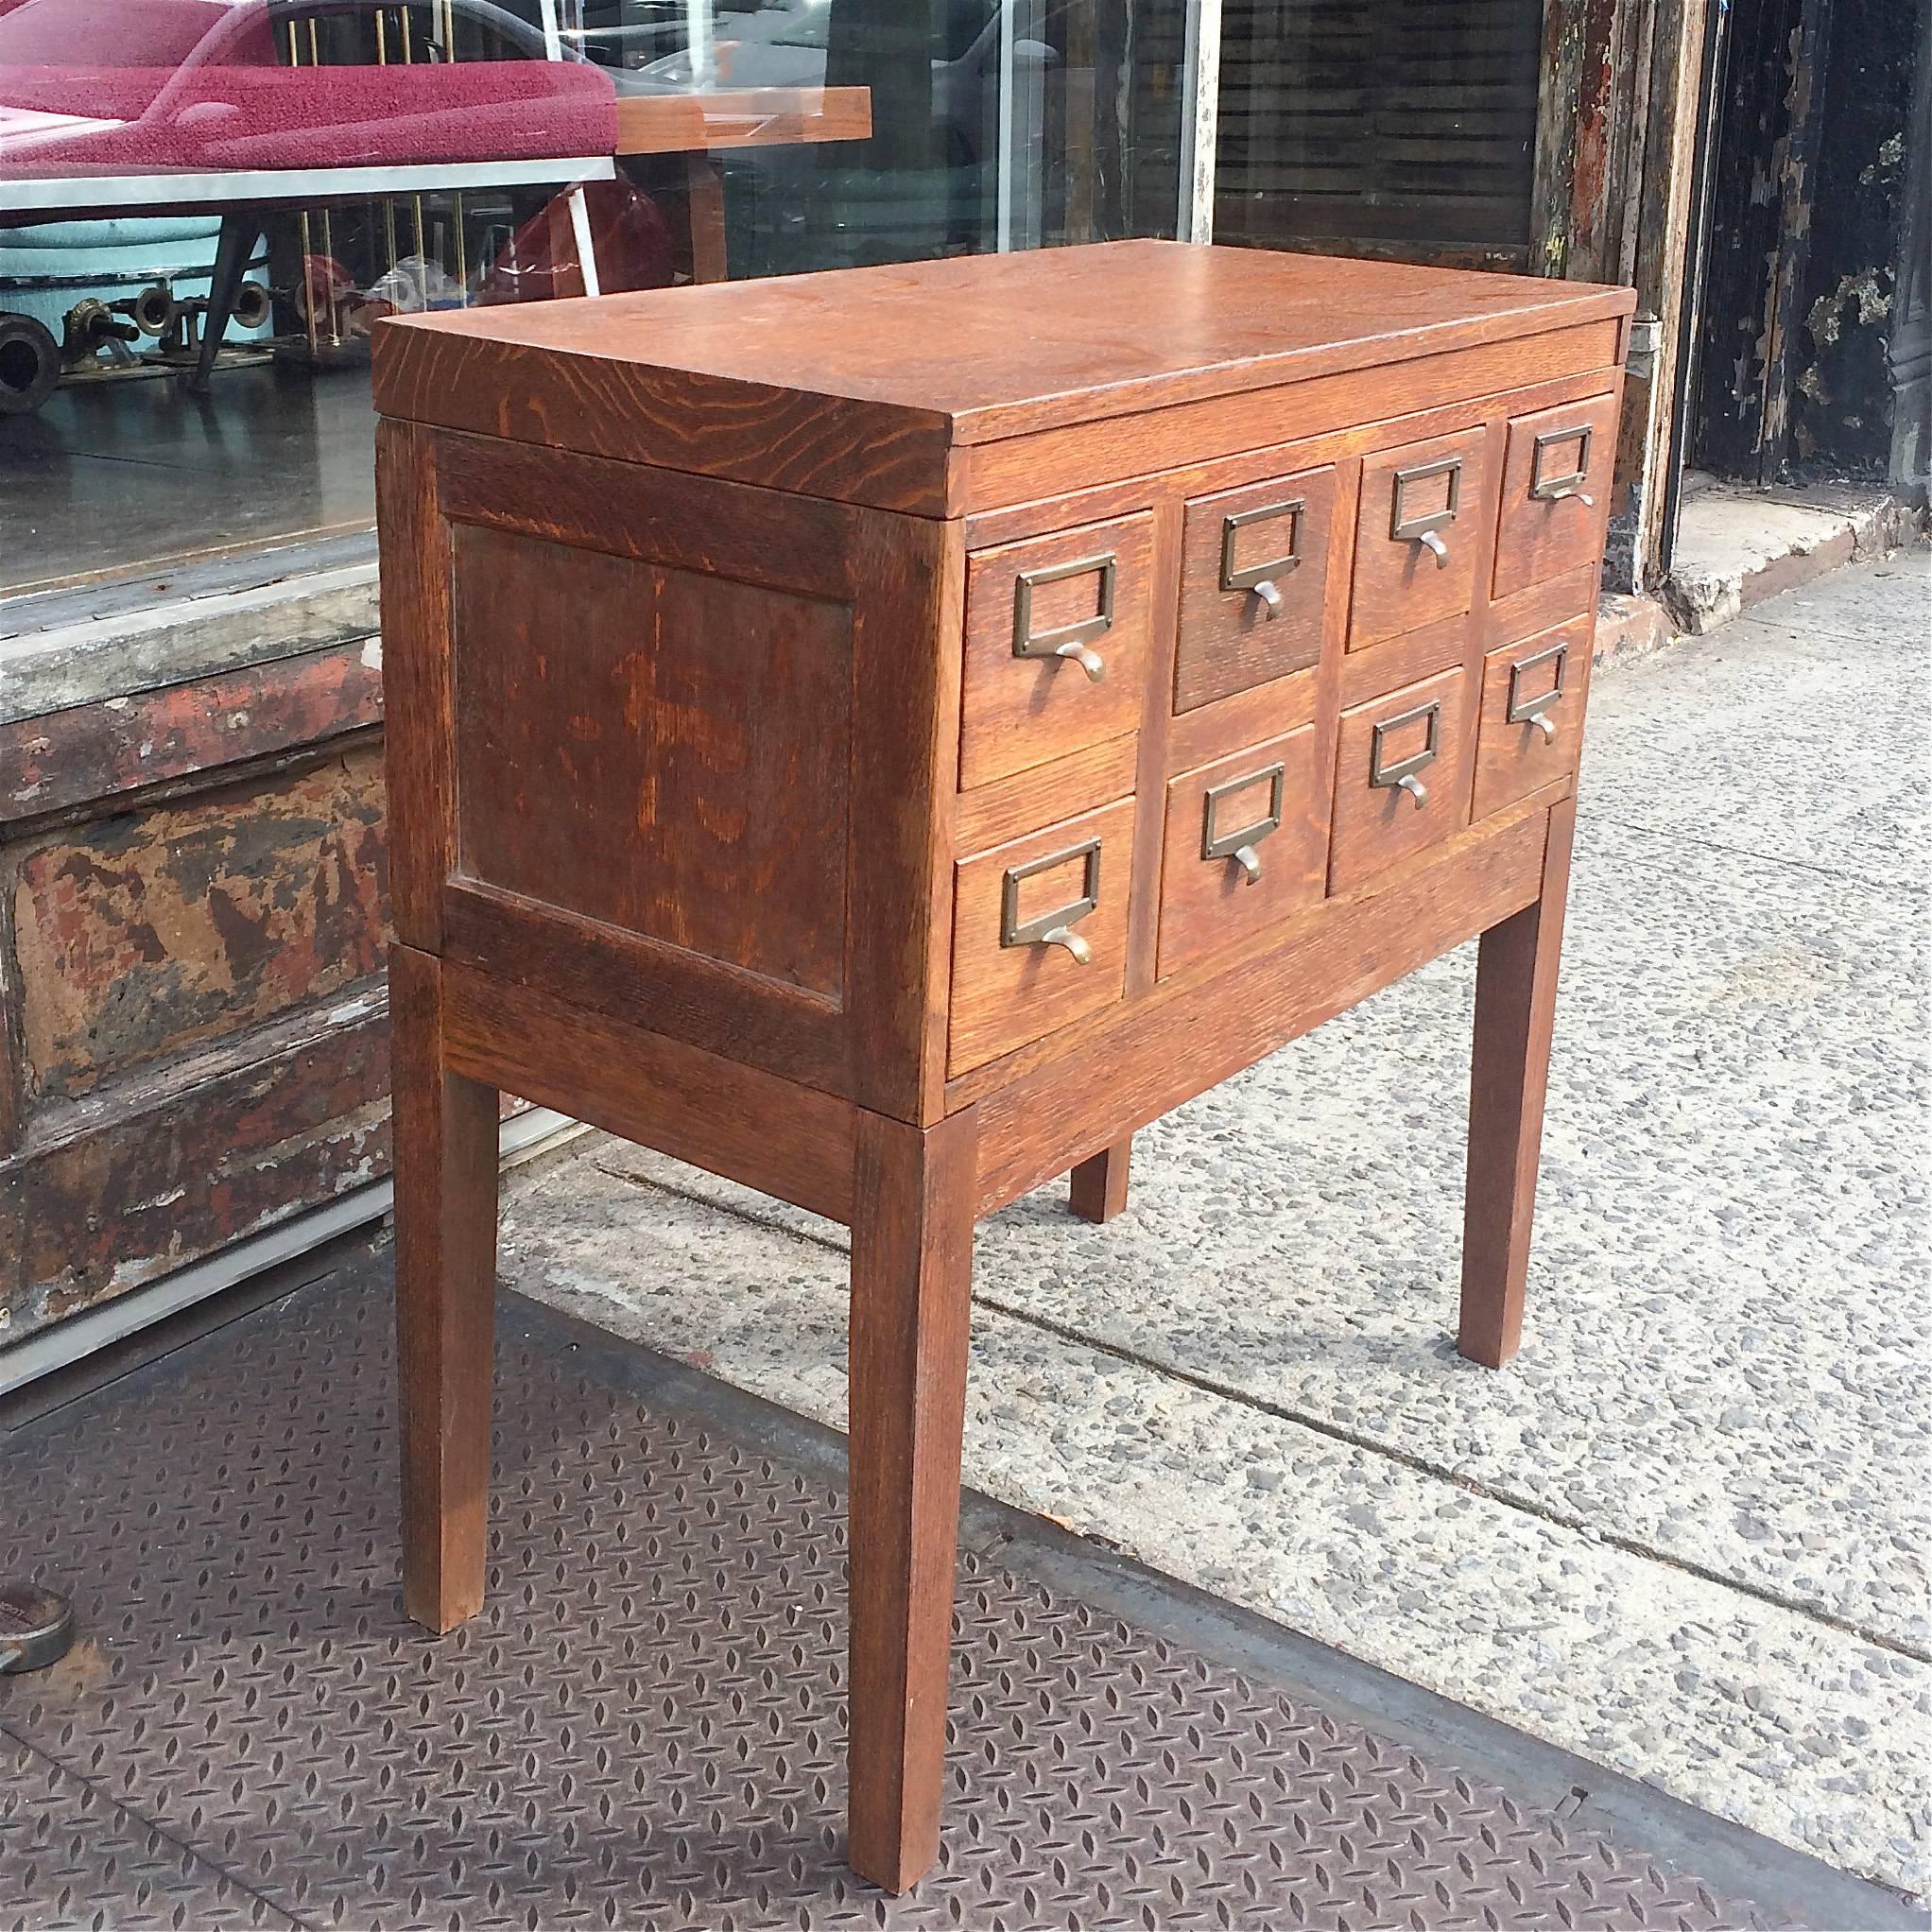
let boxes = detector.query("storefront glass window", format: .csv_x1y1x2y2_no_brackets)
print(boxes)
0,0,1183,594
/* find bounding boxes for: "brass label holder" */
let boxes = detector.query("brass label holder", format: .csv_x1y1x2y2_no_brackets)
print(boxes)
1013,554,1117,681
1369,699,1441,811
1529,426,1594,502
1001,837,1103,963
1200,763,1286,885
1507,640,1570,742
1219,500,1304,594
1389,457,1462,542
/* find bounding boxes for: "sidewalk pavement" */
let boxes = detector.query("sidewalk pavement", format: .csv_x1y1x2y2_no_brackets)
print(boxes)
498,551,1932,1902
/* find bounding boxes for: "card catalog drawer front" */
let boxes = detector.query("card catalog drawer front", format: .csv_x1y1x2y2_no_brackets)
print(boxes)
1156,727,1327,980
1492,394,1617,602
1348,428,1491,652
1472,616,1591,819
1174,466,1339,714
960,514,1153,791
1329,665,1472,893
947,797,1136,1078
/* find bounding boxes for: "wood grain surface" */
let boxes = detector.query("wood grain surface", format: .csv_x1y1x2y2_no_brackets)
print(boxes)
1328,664,1475,894
1068,1138,1133,1222
375,421,455,951
613,84,872,155
1492,390,1621,601
1346,425,1493,650
947,798,1137,1078
1156,726,1330,980
440,961,857,1222
1471,615,1594,821
390,943,500,1634
846,1107,978,1893
959,515,1152,791
453,524,854,998
1174,464,1341,711
972,802,1555,1213
1460,796,1578,1366
372,246,1633,514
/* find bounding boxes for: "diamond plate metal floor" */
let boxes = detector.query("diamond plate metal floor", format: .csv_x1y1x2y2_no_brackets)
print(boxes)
0,1263,1818,1931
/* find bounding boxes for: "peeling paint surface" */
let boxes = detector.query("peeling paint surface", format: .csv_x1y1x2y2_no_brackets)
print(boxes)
9,748,389,1103
1,1002,390,1337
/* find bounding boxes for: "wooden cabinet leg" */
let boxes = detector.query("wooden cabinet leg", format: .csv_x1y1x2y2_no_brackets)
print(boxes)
845,1106,977,1894
1068,1135,1132,1222
390,944,501,1633
1459,798,1577,1369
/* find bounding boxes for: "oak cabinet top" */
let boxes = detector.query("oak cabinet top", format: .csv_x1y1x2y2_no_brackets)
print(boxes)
372,241,1633,517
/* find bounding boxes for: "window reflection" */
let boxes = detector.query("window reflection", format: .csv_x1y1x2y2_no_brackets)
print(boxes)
0,1,1178,589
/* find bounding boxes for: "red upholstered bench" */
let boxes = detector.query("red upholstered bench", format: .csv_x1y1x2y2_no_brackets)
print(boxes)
0,0,619,389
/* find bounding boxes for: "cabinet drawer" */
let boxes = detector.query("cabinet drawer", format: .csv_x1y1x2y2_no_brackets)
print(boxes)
1472,617,1591,820
1329,665,1472,893
1174,466,1339,714
959,515,1152,791
1156,728,1326,979
1492,394,1617,602
947,797,1136,1077
1348,428,1491,651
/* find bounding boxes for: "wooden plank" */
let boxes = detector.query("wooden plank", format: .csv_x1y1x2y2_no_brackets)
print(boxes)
952,734,1137,855
0,879,22,1163
0,640,382,826
371,246,1634,516
960,365,1625,551
1164,666,1320,776
1528,0,1596,277
1482,560,1602,651
614,85,873,155
0,983,389,1337
375,419,454,951
435,430,862,601
450,523,854,1003
440,961,857,1223
440,877,854,1101
957,322,1628,513
9,750,388,1107
372,336,956,521
845,1105,977,1894
1124,498,1183,998
1459,796,1578,1365
1338,611,1469,710
969,802,1555,1213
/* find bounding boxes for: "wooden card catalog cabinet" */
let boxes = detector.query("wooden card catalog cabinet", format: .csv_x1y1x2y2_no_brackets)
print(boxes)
372,242,1632,1896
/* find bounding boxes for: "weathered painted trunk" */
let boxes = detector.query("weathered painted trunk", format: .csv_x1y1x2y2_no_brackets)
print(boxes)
0,622,394,1347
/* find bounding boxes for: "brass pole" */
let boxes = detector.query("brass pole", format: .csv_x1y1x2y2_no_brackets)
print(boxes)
402,8,427,263
290,22,319,358
307,21,339,346
376,9,399,278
